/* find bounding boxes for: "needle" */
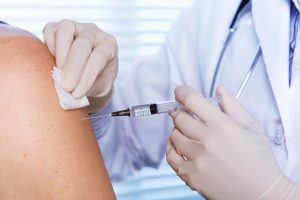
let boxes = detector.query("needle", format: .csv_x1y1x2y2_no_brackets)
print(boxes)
81,114,111,120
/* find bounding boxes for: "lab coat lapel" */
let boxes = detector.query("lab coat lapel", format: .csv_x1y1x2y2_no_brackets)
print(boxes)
205,0,242,95
252,0,290,135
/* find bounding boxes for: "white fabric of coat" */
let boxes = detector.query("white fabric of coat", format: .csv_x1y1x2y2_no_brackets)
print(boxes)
92,0,300,183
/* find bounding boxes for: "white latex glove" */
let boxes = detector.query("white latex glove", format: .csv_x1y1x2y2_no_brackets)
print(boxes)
43,19,118,113
166,85,300,199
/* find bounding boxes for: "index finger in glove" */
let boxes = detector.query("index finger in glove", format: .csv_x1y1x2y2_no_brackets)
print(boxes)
71,35,117,98
216,86,260,131
175,85,222,124
170,110,207,141
55,19,77,68
60,31,96,93
43,22,57,56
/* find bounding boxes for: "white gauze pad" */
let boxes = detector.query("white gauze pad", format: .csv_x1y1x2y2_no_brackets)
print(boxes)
51,67,89,110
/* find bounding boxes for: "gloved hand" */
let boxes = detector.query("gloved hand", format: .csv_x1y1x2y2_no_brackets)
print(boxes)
43,19,118,113
166,85,300,199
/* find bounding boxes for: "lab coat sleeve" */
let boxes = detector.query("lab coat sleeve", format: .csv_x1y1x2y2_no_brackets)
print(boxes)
91,0,206,181
92,51,174,182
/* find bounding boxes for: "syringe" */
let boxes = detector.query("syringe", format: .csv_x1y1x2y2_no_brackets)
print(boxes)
111,100,181,117
83,97,219,120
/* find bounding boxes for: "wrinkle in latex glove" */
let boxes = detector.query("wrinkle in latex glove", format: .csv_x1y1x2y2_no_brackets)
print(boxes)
51,67,89,110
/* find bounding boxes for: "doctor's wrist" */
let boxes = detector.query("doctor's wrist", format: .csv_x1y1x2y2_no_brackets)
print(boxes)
258,174,298,200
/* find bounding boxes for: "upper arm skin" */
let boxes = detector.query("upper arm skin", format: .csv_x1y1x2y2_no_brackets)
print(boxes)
0,24,115,199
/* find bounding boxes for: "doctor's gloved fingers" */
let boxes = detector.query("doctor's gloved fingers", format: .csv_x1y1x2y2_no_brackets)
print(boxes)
54,19,77,68
174,85,222,124
170,110,207,141
216,86,261,131
170,128,205,161
43,22,57,56
175,162,200,192
85,59,118,98
166,140,185,173
71,41,118,98
62,30,118,97
60,33,96,93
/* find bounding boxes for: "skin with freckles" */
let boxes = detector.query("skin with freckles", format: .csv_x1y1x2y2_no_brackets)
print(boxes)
0,24,115,199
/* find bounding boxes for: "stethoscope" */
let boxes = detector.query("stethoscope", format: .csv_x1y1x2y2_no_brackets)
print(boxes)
209,0,262,99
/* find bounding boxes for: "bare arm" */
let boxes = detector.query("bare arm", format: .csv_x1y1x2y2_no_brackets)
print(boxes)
0,24,115,199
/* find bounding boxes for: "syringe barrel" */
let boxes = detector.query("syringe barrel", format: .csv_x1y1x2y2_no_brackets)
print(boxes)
156,100,181,114
130,97,219,117
157,97,219,113
131,104,152,117
131,100,181,117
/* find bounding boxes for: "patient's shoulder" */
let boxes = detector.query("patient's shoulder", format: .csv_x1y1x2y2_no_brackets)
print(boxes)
0,24,115,199
0,23,57,118
0,23,52,72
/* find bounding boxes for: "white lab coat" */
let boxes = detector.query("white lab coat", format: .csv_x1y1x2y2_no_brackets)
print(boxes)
92,0,300,183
